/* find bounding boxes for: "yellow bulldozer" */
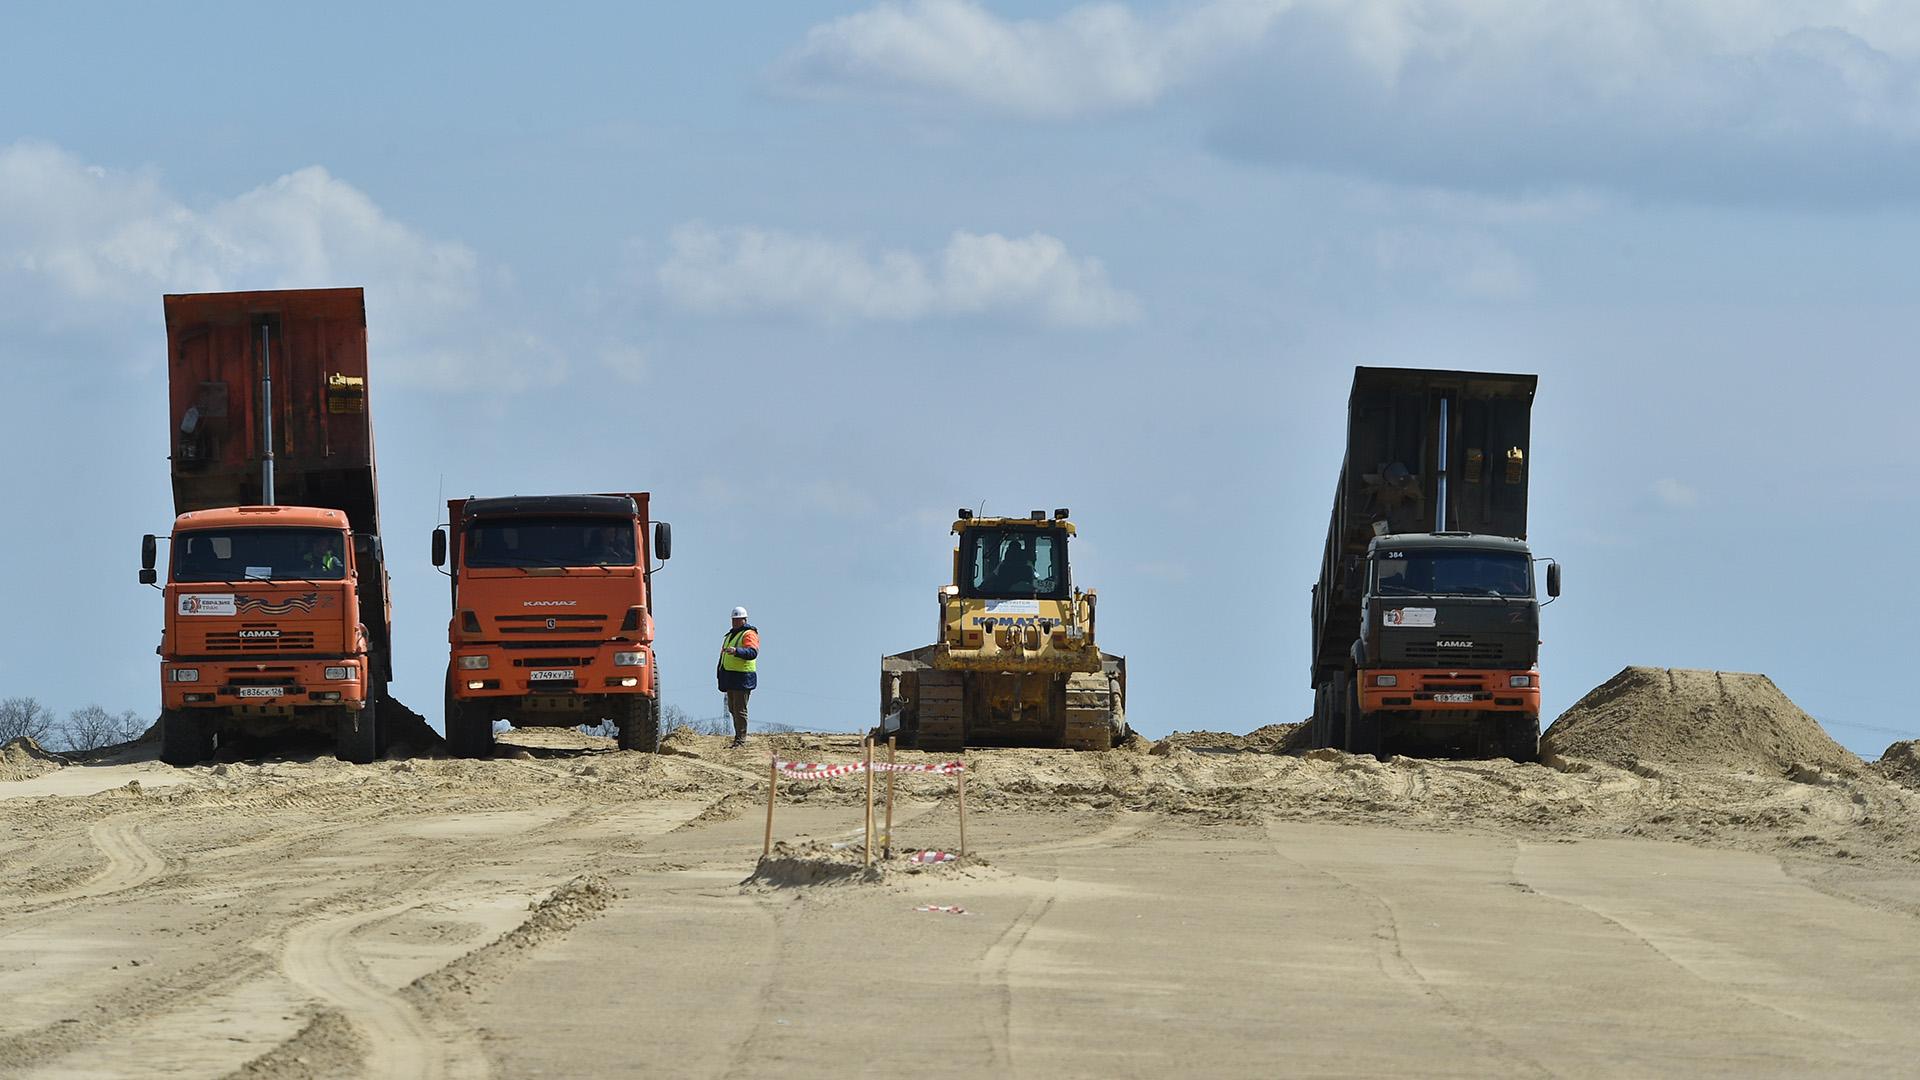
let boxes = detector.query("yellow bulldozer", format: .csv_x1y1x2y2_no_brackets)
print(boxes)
881,508,1127,751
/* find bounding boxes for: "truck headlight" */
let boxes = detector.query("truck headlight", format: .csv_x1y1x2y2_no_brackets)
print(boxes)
1509,675,1534,688
613,651,647,667
324,666,355,681
169,668,201,683
458,655,490,670
1374,674,1397,687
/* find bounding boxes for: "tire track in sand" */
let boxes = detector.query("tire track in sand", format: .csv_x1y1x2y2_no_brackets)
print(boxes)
0,818,169,920
279,898,489,1080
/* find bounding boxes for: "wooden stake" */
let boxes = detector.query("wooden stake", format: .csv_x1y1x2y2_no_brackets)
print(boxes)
763,753,778,859
957,768,968,857
863,737,875,869
884,736,897,860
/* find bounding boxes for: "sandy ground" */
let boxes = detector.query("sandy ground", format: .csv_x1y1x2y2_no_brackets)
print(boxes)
2,721,1919,1079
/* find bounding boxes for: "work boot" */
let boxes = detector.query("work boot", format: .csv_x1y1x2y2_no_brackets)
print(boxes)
730,734,747,748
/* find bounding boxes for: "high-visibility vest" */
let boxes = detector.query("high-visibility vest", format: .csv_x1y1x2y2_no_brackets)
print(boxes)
720,627,757,674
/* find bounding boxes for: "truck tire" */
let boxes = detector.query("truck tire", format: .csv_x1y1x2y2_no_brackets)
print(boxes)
444,685,495,759
1344,678,1382,759
1502,714,1540,763
1311,684,1331,749
334,701,379,764
159,709,214,767
1327,674,1350,752
618,694,661,753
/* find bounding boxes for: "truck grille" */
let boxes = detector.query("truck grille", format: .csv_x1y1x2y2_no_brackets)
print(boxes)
1400,642,1508,663
513,656,593,667
495,615,608,635
204,631,317,653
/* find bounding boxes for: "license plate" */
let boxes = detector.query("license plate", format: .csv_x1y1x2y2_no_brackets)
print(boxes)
236,687,285,699
1433,692,1476,704
528,669,575,681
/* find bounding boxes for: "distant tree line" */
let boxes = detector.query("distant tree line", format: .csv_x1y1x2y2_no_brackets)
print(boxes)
0,697,149,753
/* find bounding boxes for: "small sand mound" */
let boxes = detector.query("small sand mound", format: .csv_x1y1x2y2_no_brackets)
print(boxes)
379,693,444,758
1,736,65,782
1877,741,1920,789
1543,667,1860,777
1158,722,1307,755
745,840,984,889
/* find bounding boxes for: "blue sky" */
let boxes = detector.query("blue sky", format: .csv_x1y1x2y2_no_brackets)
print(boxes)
3,1,1916,756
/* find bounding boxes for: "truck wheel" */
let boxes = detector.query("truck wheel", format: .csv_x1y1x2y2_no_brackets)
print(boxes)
1311,684,1330,749
1327,674,1350,751
159,709,214,767
1503,714,1540,763
334,702,379,764
618,694,661,753
1344,679,1382,759
444,688,495,759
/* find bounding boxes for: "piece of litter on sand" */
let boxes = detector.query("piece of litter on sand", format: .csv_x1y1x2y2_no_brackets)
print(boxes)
910,851,957,864
915,905,968,915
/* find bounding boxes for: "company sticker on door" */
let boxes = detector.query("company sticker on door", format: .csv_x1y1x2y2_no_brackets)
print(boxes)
1384,607,1437,628
984,599,1042,615
178,594,237,616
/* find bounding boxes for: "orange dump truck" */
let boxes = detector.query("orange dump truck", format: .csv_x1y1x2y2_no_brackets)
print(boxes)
140,288,394,765
434,494,671,757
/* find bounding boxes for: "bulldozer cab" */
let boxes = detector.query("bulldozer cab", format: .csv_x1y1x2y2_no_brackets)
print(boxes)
955,520,1071,599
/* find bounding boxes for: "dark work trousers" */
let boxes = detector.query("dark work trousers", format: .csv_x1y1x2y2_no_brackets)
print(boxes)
726,689,751,739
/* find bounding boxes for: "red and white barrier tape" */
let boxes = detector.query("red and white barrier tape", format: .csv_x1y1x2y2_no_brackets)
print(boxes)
774,760,967,779
774,761,867,780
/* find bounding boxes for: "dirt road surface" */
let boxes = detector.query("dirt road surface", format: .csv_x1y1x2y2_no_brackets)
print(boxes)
3,725,1918,1078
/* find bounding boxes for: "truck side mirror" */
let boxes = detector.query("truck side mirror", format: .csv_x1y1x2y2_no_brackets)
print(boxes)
1546,561,1561,598
653,521,672,561
140,534,158,585
431,527,447,568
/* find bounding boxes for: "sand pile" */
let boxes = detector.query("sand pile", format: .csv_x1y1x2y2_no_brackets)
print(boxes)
745,839,985,889
1876,741,1920,789
1158,723,1307,755
1,736,64,782
1543,667,1860,777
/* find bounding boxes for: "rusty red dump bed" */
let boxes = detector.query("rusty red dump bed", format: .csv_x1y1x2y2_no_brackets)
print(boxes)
163,288,380,539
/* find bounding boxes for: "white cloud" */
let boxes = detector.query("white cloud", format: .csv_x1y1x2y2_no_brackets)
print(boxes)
1652,478,1701,509
779,1,1920,202
775,0,1283,118
656,223,1139,327
0,140,552,386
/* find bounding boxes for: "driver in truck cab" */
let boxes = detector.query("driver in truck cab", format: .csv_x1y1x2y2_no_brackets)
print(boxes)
304,535,343,575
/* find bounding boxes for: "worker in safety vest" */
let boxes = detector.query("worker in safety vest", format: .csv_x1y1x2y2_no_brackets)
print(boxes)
716,605,759,747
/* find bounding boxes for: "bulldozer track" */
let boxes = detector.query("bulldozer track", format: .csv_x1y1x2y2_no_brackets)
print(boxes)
917,671,966,751
1061,672,1117,751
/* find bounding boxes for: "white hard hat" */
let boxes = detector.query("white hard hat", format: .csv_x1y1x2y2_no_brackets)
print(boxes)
730,606,749,619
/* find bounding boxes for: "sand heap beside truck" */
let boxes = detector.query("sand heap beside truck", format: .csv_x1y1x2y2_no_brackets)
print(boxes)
141,288,395,765
1309,368,1560,761
435,494,670,757
883,509,1126,751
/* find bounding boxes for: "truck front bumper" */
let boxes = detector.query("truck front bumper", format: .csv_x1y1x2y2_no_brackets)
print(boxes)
449,643,654,700
161,657,368,710
1358,669,1541,714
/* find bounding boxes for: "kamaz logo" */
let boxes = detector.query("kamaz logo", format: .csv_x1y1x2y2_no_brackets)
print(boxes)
523,601,577,607
1436,639,1473,648
237,629,281,639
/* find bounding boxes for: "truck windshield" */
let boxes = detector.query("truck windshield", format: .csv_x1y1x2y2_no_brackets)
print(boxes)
1374,550,1531,598
173,527,347,582
958,528,1068,599
463,516,635,569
